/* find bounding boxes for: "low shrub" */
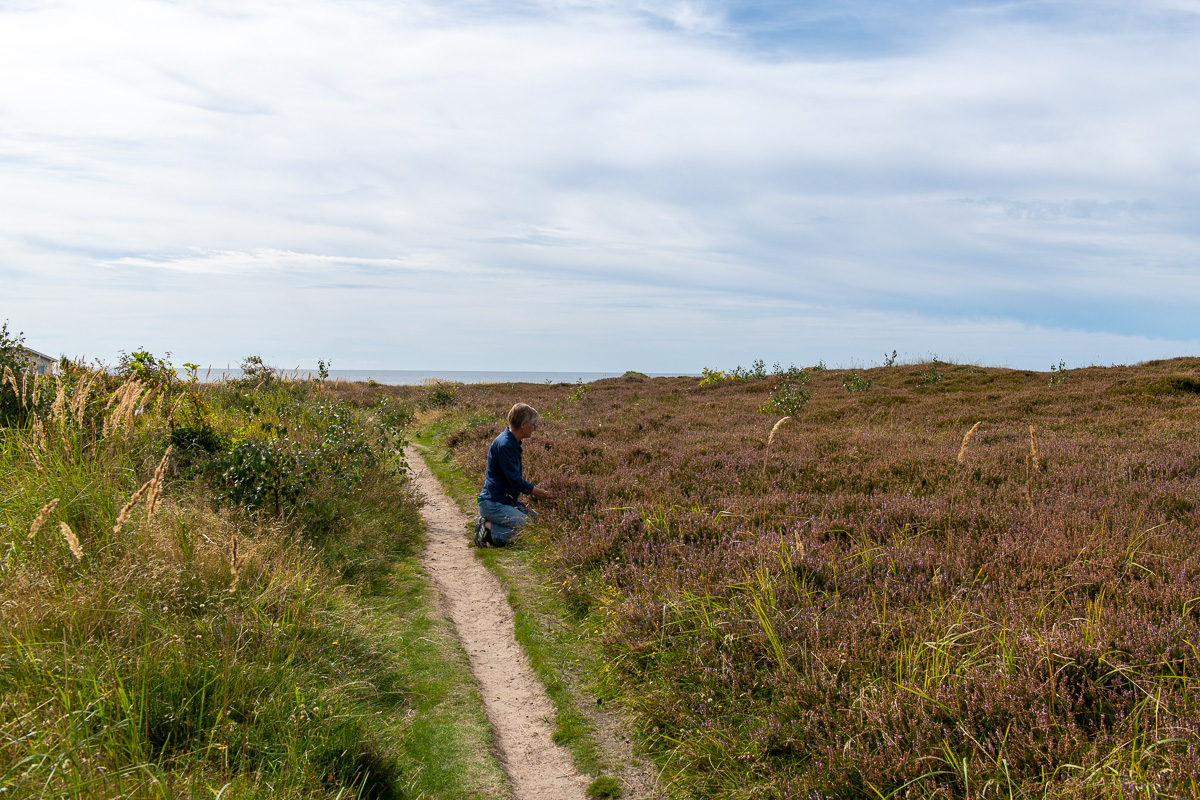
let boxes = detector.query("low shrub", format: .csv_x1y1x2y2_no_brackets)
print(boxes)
842,370,872,392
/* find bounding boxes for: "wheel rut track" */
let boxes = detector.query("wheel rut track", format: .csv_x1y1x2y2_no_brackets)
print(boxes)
407,447,589,800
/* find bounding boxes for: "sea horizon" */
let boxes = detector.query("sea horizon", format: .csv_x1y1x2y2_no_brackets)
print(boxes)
200,368,698,385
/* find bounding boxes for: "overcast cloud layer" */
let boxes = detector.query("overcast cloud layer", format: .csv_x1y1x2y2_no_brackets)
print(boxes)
3,0,1199,371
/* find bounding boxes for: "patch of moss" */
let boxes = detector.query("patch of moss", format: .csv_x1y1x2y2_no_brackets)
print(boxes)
587,776,623,798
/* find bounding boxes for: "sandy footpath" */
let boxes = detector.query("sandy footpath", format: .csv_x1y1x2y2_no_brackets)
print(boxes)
406,446,590,800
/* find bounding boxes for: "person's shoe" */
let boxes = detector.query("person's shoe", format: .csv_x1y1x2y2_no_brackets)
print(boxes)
473,516,488,548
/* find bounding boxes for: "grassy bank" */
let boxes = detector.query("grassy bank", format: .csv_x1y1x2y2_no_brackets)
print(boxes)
375,359,1200,799
0,354,504,798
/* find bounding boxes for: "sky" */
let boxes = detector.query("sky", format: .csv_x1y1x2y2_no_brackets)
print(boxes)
2,0,1199,372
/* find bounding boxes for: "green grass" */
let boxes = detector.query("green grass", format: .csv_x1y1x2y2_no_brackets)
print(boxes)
495,554,606,775
587,775,624,798
412,414,492,511
0,366,505,799
360,557,509,799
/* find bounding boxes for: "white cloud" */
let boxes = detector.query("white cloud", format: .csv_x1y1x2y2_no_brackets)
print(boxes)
652,1,727,34
102,249,488,278
2,0,1199,369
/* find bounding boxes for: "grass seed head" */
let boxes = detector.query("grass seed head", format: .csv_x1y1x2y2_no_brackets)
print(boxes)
2,366,17,399
51,378,66,422
104,379,146,438
101,384,122,437
767,416,792,449
762,416,793,479
29,498,60,539
1029,424,1039,471
60,521,83,560
71,372,98,426
113,479,154,534
957,421,982,464
20,440,45,473
146,445,173,521
31,413,47,450
165,394,186,426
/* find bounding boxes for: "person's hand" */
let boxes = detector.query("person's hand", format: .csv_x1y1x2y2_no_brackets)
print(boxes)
531,486,555,500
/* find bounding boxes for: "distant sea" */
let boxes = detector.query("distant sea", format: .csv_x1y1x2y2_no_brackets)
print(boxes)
202,368,697,385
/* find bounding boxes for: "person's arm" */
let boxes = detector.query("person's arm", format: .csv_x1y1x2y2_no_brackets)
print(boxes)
495,438,534,497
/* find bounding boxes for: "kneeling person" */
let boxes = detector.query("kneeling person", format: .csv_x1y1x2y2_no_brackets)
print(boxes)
475,403,554,547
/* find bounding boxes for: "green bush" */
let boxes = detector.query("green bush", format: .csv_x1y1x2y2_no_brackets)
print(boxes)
238,354,278,385
918,363,944,385
843,370,872,392
760,366,812,416
698,366,731,385
424,381,459,407
116,348,177,392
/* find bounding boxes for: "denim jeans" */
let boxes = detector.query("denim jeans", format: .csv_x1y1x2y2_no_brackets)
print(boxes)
478,498,537,545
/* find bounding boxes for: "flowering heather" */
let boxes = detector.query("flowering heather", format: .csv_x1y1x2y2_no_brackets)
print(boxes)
424,359,1200,798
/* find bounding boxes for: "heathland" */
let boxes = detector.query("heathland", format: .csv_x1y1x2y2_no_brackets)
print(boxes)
0,340,506,798
350,357,1200,799
6,340,1200,800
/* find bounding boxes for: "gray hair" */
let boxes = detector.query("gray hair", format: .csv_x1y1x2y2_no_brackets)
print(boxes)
507,402,539,430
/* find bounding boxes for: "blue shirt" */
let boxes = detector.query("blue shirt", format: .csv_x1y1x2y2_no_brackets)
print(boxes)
479,428,534,506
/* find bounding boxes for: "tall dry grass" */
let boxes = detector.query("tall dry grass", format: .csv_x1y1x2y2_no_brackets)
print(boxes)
762,415,791,480
27,497,58,539
956,420,981,463
1,362,426,797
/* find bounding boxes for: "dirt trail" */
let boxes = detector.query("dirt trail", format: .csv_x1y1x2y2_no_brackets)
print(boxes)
407,447,590,800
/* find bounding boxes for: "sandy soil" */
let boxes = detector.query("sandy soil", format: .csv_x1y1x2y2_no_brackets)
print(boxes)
407,447,590,800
